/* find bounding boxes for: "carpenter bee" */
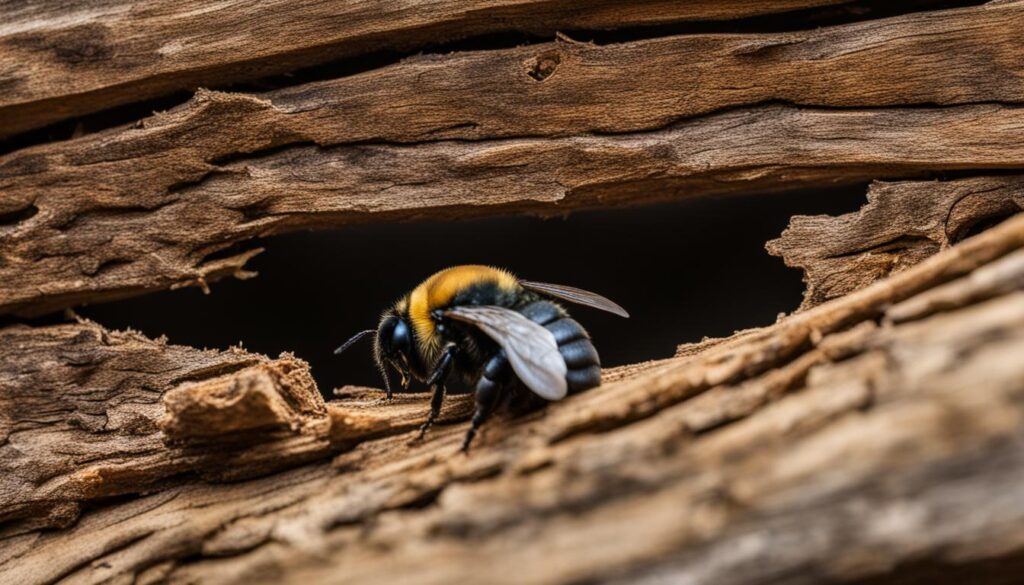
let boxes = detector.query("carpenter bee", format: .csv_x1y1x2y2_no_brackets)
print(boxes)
334,265,628,451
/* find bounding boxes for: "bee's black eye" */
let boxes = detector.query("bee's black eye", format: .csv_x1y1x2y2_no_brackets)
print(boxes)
391,319,411,353
377,315,411,359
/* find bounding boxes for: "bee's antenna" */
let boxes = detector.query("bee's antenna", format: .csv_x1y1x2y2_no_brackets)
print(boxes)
334,329,375,355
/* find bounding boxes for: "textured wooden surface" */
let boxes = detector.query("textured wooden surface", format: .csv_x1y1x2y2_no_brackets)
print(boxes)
4,2,1024,583
4,1,1024,317
5,105,1024,318
2,214,1022,584
0,0,850,137
768,175,1024,310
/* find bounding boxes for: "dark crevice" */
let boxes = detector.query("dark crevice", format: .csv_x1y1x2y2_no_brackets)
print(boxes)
0,91,194,157
825,234,936,260
88,258,133,277
0,0,987,157
950,210,1020,244
567,0,988,46
78,184,869,398
0,203,38,227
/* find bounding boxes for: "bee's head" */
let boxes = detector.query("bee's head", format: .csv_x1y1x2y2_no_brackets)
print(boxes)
373,312,417,392
374,312,411,361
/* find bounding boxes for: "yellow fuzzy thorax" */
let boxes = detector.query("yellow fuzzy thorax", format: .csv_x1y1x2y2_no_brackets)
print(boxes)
399,265,518,355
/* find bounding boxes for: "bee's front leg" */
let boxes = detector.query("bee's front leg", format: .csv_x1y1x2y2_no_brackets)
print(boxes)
417,343,458,439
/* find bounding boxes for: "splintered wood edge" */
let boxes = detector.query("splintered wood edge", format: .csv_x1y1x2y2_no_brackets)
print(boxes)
767,175,1024,310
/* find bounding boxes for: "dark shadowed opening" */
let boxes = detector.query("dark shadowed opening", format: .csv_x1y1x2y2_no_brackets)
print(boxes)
79,186,867,396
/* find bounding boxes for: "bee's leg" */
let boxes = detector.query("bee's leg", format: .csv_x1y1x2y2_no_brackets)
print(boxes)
462,351,508,453
417,343,457,439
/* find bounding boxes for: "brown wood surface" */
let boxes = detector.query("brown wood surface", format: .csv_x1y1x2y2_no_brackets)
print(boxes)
5,104,1024,318
0,0,850,137
2,212,1022,585
4,0,1024,318
768,175,1024,310
4,2,1024,583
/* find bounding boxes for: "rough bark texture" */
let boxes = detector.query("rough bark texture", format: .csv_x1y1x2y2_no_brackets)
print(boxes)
2,213,1022,585
5,103,1024,318
4,1,1024,583
0,322,472,528
4,1,1024,316
767,175,1024,310
0,0,850,137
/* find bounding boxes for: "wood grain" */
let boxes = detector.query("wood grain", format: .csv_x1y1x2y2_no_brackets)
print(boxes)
2,212,1021,585
767,175,1024,310
5,104,1024,318
0,0,850,137
4,0,1024,318
0,319,472,528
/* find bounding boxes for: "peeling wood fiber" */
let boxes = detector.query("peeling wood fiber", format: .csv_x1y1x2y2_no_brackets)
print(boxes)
768,175,1024,310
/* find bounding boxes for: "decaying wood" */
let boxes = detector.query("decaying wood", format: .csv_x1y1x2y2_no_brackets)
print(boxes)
4,1,1023,316
2,213,1022,585
0,322,471,528
0,0,850,137
5,105,1024,318
767,175,1024,310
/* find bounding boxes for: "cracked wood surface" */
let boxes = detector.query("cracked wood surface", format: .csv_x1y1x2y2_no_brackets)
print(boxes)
5,104,1024,318
3,1,1024,318
1,213,1022,585
0,321,472,528
767,175,1024,310
0,0,850,137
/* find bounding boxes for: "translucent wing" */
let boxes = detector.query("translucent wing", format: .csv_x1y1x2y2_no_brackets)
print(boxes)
520,281,630,318
444,305,568,400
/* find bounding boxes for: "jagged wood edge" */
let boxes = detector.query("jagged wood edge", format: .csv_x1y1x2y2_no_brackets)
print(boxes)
766,174,1024,310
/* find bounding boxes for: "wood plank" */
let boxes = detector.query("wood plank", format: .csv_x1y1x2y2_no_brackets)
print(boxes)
4,1,1024,316
0,0,849,136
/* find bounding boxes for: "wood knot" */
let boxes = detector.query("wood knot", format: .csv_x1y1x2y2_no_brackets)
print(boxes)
527,52,561,82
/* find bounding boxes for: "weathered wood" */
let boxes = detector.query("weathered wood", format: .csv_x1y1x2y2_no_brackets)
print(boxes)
5,105,1024,318
5,0,1023,318
767,175,1024,310
5,0,1022,212
0,321,471,527
0,0,851,137
1,214,1021,585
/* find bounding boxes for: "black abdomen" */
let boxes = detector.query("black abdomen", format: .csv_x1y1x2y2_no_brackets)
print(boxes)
519,300,602,393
